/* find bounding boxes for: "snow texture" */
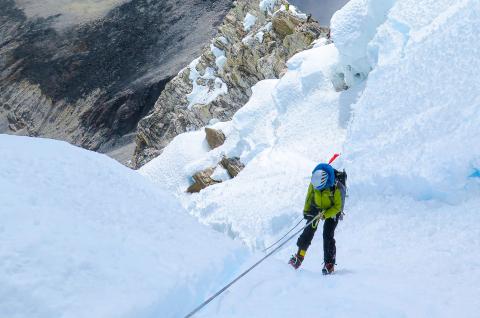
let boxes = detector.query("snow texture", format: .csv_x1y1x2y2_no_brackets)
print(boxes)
186,58,228,109
210,44,227,70
211,165,232,182
255,31,265,43
345,0,480,201
259,0,278,14
0,135,245,318
281,3,308,20
243,13,257,32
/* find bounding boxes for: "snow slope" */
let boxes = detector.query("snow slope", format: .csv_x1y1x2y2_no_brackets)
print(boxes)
141,42,362,248
3,0,479,317
141,0,480,317
344,0,480,199
0,135,245,318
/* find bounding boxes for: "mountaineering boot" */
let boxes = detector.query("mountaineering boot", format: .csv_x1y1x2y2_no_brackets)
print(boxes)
322,263,334,275
289,254,303,269
289,250,306,269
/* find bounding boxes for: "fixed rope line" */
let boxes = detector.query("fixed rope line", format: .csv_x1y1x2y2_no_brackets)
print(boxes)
184,214,321,318
262,216,303,253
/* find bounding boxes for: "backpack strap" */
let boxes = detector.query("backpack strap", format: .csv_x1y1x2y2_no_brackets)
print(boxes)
310,189,318,209
328,183,337,207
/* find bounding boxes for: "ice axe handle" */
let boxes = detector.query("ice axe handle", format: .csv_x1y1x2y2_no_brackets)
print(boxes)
328,153,341,164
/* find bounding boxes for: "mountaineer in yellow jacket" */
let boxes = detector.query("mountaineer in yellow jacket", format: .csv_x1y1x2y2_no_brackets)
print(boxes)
289,163,343,274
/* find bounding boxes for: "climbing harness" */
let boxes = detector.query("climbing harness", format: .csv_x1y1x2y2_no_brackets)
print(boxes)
184,214,322,318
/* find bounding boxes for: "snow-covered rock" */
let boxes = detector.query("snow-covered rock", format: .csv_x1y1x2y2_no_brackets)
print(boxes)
243,13,258,31
133,0,329,168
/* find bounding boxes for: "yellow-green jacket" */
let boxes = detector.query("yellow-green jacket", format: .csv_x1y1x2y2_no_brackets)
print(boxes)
303,184,342,219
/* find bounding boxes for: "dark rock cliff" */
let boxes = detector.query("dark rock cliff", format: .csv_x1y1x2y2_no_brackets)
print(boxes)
132,0,329,168
0,0,232,163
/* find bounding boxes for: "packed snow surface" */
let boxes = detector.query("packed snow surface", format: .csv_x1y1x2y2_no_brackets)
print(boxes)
0,135,245,318
141,0,480,316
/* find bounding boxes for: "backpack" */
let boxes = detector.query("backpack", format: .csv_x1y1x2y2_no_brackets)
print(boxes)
330,169,347,220
310,163,347,220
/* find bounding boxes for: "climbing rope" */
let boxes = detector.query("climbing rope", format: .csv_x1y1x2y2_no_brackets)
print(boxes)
184,214,321,318
262,216,303,253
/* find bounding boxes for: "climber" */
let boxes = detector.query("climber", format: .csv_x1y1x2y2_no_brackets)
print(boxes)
289,163,343,275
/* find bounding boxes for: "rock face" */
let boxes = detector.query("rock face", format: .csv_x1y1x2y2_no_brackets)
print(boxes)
186,156,245,193
221,157,245,178
133,0,329,168
186,168,221,193
0,0,232,164
186,128,244,193
205,127,226,149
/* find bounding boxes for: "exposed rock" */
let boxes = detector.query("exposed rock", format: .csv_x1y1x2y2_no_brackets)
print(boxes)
205,127,226,150
186,156,244,193
221,157,245,178
186,168,221,193
133,0,330,168
0,0,232,164
272,10,303,38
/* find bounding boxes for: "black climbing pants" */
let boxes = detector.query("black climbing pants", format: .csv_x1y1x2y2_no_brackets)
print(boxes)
297,216,339,264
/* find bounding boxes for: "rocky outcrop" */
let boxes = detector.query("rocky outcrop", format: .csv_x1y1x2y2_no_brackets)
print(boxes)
186,156,245,193
186,168,221,193
133,0,329,168
186,127,244,193
205,127,226,149
0,0,232,164
221,157,245,178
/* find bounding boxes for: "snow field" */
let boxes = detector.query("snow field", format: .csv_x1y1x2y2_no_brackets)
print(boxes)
196,196,480,318
0,135,246,318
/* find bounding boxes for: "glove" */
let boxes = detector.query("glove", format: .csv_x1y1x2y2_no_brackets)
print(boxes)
303,212,314,221
304,210,325,221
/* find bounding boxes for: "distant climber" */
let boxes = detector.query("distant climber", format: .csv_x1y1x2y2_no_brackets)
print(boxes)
289,163,346,275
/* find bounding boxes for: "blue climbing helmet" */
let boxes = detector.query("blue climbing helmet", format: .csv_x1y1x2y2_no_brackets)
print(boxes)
311,170,328,190
311,163,335,190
